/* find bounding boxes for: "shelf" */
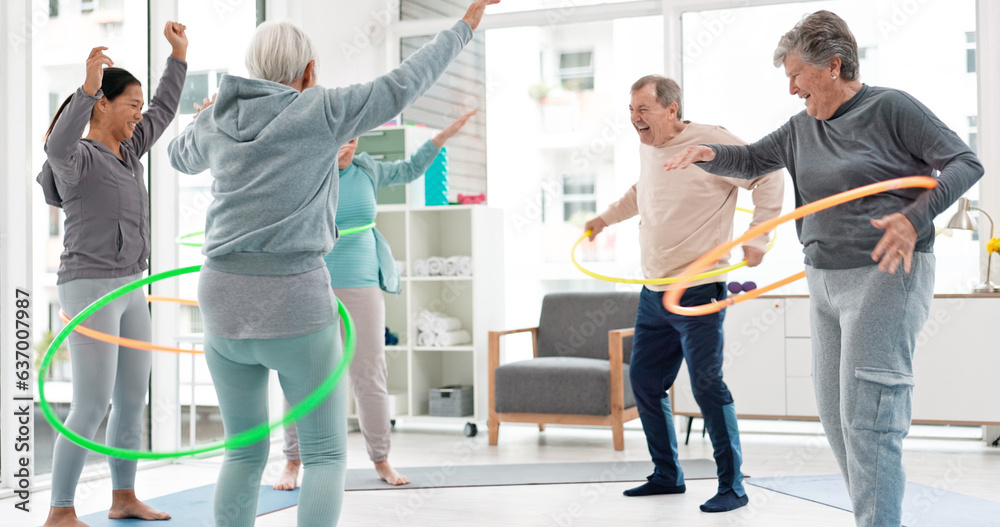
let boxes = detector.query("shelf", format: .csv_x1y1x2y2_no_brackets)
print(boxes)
413,346,474,352
404,276,474,282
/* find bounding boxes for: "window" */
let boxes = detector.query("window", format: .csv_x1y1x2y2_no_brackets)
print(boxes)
558,51,594,91
487,15,661,291
178,71,227,116
966,31,976,73
561,173,597,221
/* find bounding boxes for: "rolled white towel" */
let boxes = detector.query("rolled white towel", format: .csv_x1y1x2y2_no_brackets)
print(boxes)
416,310,446,333
432,316,462,333
412,259,429,277
456,256,473,277
397,260,407,277
427,256,445,276
434,329,471,347
417,331,436,347
443,256,460,276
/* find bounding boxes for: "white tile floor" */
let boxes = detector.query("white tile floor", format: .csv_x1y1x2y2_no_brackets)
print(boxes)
5,420,999,526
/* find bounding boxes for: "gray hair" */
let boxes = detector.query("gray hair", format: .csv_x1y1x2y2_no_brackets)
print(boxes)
630,75,683,120
773,10,859,81
246,21,318,85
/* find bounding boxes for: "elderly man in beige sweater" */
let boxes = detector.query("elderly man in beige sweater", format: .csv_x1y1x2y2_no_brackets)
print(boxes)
584,75,783,514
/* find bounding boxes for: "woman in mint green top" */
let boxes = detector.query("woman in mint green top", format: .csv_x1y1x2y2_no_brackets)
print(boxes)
274,111,477,489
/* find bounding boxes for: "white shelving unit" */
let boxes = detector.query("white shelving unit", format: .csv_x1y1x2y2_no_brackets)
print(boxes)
345,205,504,436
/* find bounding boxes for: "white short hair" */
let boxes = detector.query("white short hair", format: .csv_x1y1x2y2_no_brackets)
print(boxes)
245,21,317,85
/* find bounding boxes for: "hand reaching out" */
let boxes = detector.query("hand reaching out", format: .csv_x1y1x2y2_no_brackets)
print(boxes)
433,110,477,147
193,94,217,119
462,0,500,31
663,145,716,171
83,47,113,96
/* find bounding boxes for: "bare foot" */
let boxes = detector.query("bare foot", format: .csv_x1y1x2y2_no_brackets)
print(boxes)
273,459,302,491
375,460,410,486
43,506,89,527
108,490,170,521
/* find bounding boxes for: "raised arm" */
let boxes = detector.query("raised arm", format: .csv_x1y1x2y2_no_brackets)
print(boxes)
126,21,188,156
664,124,790,180
373,111,477,188
44,47,112,185
325,1,497,144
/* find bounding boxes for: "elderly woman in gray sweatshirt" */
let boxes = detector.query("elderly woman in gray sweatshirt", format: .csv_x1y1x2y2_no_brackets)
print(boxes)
38,22,188,527
167,2,496,526
665,11,982,527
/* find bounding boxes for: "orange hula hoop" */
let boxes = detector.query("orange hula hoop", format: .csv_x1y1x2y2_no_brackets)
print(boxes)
59,295,204,354
663,176,938,317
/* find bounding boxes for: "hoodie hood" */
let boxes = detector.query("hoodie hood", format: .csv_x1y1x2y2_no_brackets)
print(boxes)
214,75,300,142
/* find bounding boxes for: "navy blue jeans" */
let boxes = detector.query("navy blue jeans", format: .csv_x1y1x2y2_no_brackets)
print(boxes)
631,284,745,496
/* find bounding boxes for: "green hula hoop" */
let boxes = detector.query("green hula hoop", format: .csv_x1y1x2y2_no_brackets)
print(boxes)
175,222,376,248
37,264,356,460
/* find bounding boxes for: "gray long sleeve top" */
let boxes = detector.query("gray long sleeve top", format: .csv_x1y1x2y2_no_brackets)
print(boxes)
39,56,187,284
698,84,983,270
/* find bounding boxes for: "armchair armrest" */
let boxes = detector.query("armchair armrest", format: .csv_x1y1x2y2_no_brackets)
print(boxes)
608,327,634,363
608,327,635,417
489,327,540,427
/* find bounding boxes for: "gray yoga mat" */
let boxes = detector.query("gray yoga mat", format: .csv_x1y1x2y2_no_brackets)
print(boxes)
748,474,1000,527
345,459,718,491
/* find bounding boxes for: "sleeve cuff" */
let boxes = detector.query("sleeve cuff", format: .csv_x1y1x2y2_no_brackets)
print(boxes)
78,86,103,100
454,20,474,44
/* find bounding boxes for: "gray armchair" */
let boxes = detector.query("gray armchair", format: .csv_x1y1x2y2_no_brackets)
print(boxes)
488,292,641,450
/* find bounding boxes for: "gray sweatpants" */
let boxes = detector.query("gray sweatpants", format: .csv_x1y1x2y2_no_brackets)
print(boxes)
806,253,934,527
283,286,390,463
51,274,151,507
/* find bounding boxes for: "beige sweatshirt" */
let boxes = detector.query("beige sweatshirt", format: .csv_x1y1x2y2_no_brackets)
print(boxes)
599,122,784,292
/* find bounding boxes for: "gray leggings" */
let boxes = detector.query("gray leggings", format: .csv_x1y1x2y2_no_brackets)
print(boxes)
51,274,152,507
283,286,390,463
807,253,934,527
205,324,346,527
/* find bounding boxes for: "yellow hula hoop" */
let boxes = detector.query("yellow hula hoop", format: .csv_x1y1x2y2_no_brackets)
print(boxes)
571,207,777,285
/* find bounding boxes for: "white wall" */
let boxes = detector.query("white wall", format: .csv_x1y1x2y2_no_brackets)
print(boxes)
267,0,393,88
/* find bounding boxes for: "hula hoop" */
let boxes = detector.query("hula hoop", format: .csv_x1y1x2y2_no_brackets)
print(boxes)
38,264,356,460
572,207,777,285
175,222,376,248
58,295,203,354
663,176,938,317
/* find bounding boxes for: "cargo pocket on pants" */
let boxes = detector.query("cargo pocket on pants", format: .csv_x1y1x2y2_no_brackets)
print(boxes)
852,368,914,433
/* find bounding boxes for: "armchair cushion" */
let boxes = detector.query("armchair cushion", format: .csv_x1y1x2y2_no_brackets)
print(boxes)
536,292,639,361
494,357,636,416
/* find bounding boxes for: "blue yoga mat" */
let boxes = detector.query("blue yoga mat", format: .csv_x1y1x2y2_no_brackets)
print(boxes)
74,485,298,527
748,474,1000,527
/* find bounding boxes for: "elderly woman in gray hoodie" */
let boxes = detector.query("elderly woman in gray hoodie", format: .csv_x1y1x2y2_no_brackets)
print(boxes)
167,2,497,526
